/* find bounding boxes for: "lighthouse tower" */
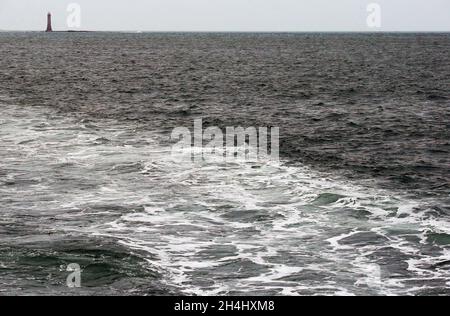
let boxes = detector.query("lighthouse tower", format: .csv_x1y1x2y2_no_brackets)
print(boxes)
46,12,53,32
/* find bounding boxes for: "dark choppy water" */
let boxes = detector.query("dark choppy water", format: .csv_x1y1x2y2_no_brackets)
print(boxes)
0,32,449,296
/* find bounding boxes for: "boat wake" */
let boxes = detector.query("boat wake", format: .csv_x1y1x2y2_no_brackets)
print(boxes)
1,102,449,295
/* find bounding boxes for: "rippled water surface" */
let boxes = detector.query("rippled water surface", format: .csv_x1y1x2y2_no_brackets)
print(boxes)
0,33,449,295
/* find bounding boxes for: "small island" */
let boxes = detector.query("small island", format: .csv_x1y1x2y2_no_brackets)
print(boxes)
45,12,90,32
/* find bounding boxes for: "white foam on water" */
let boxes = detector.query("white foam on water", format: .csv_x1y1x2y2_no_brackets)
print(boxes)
1,103,449,295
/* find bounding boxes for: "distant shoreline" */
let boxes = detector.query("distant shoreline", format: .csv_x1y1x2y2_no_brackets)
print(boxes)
49,31,91,33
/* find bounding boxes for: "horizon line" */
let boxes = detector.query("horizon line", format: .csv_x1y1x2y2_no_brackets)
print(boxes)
1,30,450,34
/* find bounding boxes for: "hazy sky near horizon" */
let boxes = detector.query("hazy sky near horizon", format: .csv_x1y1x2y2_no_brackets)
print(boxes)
0,0,449,32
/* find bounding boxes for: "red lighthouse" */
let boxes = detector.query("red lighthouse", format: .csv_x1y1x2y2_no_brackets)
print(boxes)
46,12,53,32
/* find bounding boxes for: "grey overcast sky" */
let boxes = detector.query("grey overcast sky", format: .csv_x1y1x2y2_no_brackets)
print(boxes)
0,0,449,32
